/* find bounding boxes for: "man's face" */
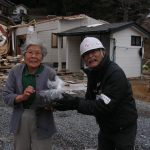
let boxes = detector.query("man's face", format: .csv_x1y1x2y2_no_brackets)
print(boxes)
82,49,104,69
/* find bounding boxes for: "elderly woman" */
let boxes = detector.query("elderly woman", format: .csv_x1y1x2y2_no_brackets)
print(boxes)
3,38,57,150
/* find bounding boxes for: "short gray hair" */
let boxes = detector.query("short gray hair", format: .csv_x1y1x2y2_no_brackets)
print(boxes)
21,38,47,57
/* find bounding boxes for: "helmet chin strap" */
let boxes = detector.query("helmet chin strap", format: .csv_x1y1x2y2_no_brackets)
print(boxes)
100,50,105,58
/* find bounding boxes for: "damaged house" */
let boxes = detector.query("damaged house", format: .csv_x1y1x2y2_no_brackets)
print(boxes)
56,22,150,78
11,15,150,78
11,14,107,67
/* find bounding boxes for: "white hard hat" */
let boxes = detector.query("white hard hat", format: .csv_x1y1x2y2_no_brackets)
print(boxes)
80,37,104,56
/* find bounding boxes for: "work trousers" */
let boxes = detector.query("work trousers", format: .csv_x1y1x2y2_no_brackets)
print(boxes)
14,109,52,150
98,122,137,150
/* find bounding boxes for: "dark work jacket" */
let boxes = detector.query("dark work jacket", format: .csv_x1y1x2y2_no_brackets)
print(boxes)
78,55,138,133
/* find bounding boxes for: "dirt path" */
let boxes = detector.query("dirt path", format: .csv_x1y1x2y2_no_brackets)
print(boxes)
130,79,150,103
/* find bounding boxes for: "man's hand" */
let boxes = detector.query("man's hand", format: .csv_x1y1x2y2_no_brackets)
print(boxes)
32,89,63,109
51,93,80,111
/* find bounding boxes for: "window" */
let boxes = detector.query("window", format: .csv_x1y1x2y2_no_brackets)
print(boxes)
13,10,17,14
51,33,63,48
20,9,24,14
131,36,141,46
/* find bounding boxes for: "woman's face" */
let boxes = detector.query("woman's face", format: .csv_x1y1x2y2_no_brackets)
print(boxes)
82,49,104,69
24,44,43,73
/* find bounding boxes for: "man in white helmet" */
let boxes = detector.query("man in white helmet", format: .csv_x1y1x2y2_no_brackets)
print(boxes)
52,37,138,150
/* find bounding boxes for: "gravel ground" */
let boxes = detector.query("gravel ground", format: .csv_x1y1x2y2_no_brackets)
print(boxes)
0,89,150,150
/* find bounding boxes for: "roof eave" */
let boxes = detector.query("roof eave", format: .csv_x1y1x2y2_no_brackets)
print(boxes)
56,30,109,37
133,23,150,38
109,22,150,37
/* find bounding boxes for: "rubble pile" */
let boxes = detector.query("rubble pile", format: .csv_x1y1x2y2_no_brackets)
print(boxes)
57,70,87,84
0,55,23,68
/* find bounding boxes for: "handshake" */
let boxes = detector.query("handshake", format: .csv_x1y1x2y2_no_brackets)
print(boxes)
36,91,80,111
34,76,80,111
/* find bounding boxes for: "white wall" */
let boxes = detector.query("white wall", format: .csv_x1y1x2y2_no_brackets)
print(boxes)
60,19,84,31
33,16,101,66
15,15,107,70
36,20,68,64
67,36,81,72
16,26,28,35
60,16,101,31
110,27,145,78
35,20,58,31
38,30,66,64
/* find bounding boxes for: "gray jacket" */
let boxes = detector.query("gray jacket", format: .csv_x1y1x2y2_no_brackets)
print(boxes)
3,63,57,139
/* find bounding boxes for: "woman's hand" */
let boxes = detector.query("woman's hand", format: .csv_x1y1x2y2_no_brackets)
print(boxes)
15,86,35,103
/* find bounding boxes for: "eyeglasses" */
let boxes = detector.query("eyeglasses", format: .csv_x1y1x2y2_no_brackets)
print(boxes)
26,51,42,56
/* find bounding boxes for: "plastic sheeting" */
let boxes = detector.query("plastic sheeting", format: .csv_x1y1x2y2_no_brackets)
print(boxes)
39,76,65,102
